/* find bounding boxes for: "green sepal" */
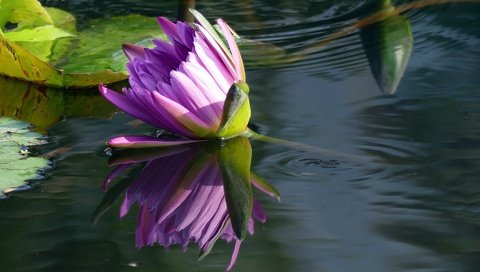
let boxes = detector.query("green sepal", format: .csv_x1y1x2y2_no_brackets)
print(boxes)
216,82,251,139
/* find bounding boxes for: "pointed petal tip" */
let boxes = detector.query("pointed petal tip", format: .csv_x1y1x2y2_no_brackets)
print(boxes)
122,43,145,61
99,84,111,96
107,135,199,149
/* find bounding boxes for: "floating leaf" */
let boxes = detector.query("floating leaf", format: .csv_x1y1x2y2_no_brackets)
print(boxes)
0,30,65,86
360,9,413,94
57,14,165,74
219,136,253,240
4,25,73,42
0,0,166,88
0,117,49,197
0,0,52,29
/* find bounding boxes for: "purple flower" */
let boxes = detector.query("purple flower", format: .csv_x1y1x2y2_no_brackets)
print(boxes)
100,10,251,145
102,140,279,271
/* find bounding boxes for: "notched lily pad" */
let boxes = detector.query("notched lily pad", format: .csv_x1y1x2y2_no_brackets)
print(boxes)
0,117,50,198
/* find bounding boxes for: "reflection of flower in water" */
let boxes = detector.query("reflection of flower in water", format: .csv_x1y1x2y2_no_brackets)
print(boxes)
101,139,278,270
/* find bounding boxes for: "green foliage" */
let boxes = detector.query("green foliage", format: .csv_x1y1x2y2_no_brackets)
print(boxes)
0,117,49,197
0,1,165,88
58,14,164,74
0,0,53,29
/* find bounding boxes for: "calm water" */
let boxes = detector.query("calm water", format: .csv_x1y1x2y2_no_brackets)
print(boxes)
1,0,480,271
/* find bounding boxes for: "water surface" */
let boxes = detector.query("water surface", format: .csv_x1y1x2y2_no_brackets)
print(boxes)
1,0,480,271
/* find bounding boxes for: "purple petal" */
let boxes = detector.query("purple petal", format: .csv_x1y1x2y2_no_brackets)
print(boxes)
151,91,214,137
217,19,245,81
190,9,231,60
186,50,230,95
170,69,223,127
195,26,236,83
107,135,198,149
99,85,162,127
157,17,178,43
123,43,145,61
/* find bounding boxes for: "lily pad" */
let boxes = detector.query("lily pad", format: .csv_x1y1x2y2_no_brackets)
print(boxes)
58,14,164,74
0,117,49,197
0,0,53,29
0,0,165,88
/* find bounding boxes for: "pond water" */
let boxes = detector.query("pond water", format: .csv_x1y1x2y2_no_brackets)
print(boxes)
1,0,480,271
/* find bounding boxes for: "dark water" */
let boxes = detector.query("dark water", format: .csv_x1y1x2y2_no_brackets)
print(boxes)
1,0,480,271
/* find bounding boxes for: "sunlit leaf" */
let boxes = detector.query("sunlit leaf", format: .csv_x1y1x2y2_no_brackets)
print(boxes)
0,30,64,84
219,136,253,240
0,117,49,197
0,0,166,88
4,25,73,42
4,24,74,62
0,0,52,29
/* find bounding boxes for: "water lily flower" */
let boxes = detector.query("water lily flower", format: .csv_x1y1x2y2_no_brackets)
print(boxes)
99,10,250,147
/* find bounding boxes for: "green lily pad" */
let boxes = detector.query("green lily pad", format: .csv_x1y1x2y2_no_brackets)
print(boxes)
0,117,49,197
0,0,53,29
58,14,164,74
4,25,74,42
0,0,165,88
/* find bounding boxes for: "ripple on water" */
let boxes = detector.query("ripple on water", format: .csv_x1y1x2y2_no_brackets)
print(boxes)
259,150,359,178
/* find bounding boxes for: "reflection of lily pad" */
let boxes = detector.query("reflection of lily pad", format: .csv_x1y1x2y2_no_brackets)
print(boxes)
0,77,119,132
0,117,49,197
